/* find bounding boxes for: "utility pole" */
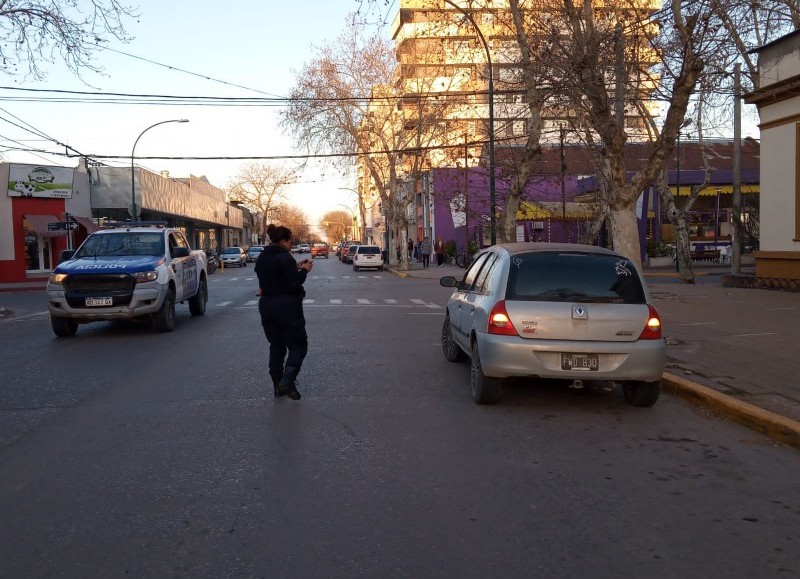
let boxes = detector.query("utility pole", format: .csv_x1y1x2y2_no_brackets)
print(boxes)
560,125,566,222
732,63,742,274
464,134,469,255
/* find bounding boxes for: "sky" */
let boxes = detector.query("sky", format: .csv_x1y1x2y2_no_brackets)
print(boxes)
0,0,395,224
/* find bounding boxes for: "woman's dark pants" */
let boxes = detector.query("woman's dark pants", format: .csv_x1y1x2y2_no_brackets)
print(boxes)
259,295,308,384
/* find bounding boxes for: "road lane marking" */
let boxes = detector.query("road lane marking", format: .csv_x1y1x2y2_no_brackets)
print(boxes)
357,299,372,304
733,332,778,337
765,307,797,311
217,301,232,307
678,321,718,326
385,299,398,304
330,299,342,304
245,300,258,306
410,299,426,304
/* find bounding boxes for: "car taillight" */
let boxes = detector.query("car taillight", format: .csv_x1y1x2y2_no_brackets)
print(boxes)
639,304,663,340
488,300,518,336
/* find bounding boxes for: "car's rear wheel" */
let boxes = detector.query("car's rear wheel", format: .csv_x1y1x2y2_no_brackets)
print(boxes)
442,316,467,362
153,289,176,332
622,380,661,407
51,315,78,337
470,340,500,404
188,277,207,316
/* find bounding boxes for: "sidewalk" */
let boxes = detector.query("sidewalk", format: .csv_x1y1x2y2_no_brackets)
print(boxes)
389,259,800,450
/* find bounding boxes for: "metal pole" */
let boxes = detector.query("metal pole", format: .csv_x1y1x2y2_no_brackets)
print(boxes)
675,131,681,273
130,119,189,221
732,63,742,274
442,0,494,244
464,134,469,255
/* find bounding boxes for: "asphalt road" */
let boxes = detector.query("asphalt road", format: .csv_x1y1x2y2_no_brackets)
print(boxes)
0,256,798,578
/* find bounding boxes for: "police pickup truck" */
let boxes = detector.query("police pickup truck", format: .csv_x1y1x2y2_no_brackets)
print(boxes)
46,223,208,336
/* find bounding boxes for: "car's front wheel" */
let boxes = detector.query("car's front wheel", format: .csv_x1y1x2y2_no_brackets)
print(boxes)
622,380,661,407
442,316,467,362
470,340,500,404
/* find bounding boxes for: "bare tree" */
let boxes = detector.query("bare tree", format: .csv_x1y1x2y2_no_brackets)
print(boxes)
270,203,310,243
322,210,354,243
226,163,298,243
281,16,453,269
0,1,138,80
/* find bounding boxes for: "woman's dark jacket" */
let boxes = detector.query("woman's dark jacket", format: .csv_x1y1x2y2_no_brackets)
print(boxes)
254,244,308,299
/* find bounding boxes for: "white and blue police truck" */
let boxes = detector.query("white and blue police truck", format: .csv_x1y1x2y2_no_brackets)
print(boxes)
46,223,208,336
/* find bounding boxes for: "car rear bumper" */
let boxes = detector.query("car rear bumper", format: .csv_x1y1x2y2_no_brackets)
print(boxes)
476,332,665,382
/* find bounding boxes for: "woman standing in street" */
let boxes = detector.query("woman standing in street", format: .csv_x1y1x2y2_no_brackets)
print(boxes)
255,224,313,400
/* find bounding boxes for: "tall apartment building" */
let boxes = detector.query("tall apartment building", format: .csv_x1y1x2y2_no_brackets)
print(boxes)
390,0,660,170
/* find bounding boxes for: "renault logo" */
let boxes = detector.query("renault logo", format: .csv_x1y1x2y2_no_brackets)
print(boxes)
572,305,588,319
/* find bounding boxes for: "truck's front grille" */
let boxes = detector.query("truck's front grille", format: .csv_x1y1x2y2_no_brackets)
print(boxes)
63,274,135,307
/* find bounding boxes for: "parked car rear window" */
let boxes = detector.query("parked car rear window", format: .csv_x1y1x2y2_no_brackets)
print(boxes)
506,252,646,304
357,246,381,254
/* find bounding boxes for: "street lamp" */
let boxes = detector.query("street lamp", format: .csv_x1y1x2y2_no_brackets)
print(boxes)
442,0,495,245
337,203,358,240
130,119,189,221
338,186,364,241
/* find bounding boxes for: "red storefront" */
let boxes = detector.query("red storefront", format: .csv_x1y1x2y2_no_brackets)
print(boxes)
0,163,96,290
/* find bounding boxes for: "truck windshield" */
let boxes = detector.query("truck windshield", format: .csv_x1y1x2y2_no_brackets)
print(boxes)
75,232,165,258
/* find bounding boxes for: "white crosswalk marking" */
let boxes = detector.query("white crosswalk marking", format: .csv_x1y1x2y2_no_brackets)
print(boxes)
357,298,372,304
245,300,258,306
218,301,232,307
330,299,342,304
410,299,426,304
303,299,315,304
343,275,350,279
384,299,397,304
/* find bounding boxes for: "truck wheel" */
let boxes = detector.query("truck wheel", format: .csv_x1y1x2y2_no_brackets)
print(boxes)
51,315,78,337
153,289,176,332
189,277,207,316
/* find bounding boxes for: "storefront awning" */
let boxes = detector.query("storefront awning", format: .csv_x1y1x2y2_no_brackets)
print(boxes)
24,214,67,237
517,201,596,221
72,216,100,233
669,184,760,196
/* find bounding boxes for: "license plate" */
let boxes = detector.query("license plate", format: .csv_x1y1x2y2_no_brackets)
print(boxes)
85,297,113,307
561,353,599,371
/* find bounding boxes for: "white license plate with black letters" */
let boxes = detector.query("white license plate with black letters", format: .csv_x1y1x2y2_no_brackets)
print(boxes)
85,297,113,307
561,353,599,371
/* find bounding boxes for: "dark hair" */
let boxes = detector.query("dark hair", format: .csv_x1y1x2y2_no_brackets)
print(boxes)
266,224,292,244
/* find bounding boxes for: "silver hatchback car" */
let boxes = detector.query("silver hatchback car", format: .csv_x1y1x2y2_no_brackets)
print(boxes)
440,243,665,406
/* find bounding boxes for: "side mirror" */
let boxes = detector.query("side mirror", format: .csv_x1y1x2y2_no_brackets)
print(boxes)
440,276,458,288
172,246,190,258
59,249,76,262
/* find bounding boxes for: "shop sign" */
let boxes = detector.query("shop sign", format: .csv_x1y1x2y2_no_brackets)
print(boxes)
7,164,74,198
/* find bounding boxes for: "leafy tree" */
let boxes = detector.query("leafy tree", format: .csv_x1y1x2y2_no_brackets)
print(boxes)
0,1,138,80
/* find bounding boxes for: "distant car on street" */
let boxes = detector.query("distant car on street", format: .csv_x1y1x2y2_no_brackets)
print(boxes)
439,243,665,406
343,244,360,264
311,243,329,258
247,245,264,262
299,243,311,253
220,246,247,267
291,244,301,253
352,245,383,271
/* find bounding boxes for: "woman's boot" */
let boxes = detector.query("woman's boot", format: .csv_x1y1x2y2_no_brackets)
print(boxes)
276,367,301,400
270,371,284,398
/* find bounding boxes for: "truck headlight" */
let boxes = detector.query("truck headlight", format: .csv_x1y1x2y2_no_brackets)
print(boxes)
48,273,68,285
133,270,158,283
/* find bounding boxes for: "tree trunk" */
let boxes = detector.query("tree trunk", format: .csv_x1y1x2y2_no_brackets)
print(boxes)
608,206,642,270
674,215,695,283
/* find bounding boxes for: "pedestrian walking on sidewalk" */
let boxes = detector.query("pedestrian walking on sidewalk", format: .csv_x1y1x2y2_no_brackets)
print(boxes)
434,236,445,266
407,239,413,260
419,236,432,268
255,223,313,401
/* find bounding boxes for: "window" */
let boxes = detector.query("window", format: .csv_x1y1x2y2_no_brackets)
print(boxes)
506,252,646,304
473,253,498,294
22,220,52,273
461,252,490,291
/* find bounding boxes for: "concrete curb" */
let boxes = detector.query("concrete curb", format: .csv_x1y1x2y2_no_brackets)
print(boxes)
663,371,800,451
